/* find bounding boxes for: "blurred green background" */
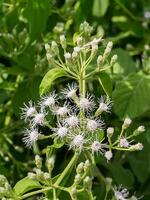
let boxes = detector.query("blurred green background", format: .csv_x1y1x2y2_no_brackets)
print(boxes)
0,0,150,199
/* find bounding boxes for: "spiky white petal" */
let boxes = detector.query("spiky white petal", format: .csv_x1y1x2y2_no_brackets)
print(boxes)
56,106,69,117
65,116,79,128
98,96,112,113
23,128,39,148
40,92,57,108
57,127,68,138
21,101,37,121
71,135,84,150
62,83,78,99
79,95,94,111
119,138,129,148
33,113,45,126
86,119,99,132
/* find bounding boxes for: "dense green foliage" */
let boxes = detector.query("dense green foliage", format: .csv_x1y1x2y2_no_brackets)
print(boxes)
0,0,150,199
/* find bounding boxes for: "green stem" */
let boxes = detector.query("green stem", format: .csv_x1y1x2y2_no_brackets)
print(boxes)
55,152,79,185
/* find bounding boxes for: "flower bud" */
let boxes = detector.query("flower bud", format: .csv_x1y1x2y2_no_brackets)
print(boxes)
97,55,103,67
105,150,113,161
129,143,143,151
76,162,84,174
28,172,36,180
122,118,132,129
74,174,81,184
107,127,114,137
137,125,145,133
103,41,113,58
91,44,98,55
47,156,55,173
45,43,50,52
64,52,72,63
83,176,92,190
60,35,66,49
0,175,7,186
76,36,83,46
70,187,77,200
44,172,51,180
110,54,118,66
35,155,42,169
84,160,90,172
36,169,44,179
51,41,59,55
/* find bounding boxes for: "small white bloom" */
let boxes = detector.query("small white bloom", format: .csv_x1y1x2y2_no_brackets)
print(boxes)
65,116,79,128
74,46,81,53
129,143,143,151
91,141,107,154
71,135,84,150
86,119,101,132
57,127,68,138
62,83,78,99
144,11,150,19
40,92,57,108
105,150,113,161
23,128,39,148
137,126,145,133
119,138,129,148
33,113,45,126
21,101,37,121
114,186,129,200
107,127,114,137
56,106,69,117
79,94,94,111
98,96,112,113
123,118,132,129
64,52,71,60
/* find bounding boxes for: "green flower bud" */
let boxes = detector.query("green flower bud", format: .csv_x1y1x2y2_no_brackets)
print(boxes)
122,118,132,129
83,176,92,190
0,175,7,186
74,174,81,184
70,187,77,200
47,156,55,173
84,160,90,173
44,172,51,180
28,172,36,180
76,162,84,174
35,155,42,169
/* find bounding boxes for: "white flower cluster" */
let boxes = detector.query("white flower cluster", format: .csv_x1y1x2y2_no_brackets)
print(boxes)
21,84,113,158
21,83,145,160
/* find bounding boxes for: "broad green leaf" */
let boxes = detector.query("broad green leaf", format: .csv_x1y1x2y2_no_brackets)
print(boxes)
14,177,41,196
21,0,49,41
127,136,150,183
39,68,66,96
92,0,109,17
109,163,134,187
98,72,112,96
112,72,150,118
112,48,136,75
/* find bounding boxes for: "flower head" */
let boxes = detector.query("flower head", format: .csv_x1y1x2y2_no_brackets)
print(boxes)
21,101,37,121
98,96,112,113
23,128,39,148
86,119,103,132
79,94,94,111
119,138,129,148
70,135,84,151
32,113,45,126
65,115,79,128
114,186,129,200
55,126,68,138
40,92,57,109
62,83,78,100
91,141,107,154
105,150,113,161
55,105,69,117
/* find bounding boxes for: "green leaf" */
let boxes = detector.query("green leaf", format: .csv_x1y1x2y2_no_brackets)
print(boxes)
98,72,112,96
14,177,41,196
109,163,134,187
39,68,66,96
21,0,49,41
112,48,136,75
92,0,109,17
112,72,150,118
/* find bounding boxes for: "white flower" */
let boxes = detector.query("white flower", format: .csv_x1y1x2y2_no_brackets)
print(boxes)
105,150,113,161
98,96,112,113
21,101,37,121
74,46,81,53
79,94,94,111
23,128,39,148
122,118,132,129
71,135,84,150
119,138,129,148
137,126,145,133
91,141,107,154
114,186,129,200
64,52,71,60
40,92,57,108
32,113,45,126
62,83,78,99
107,127,114,137
57,127,68,138
144,11,150,19
86,119,102,132
129,143,143,151
65,116,79,128
56,106,69,117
